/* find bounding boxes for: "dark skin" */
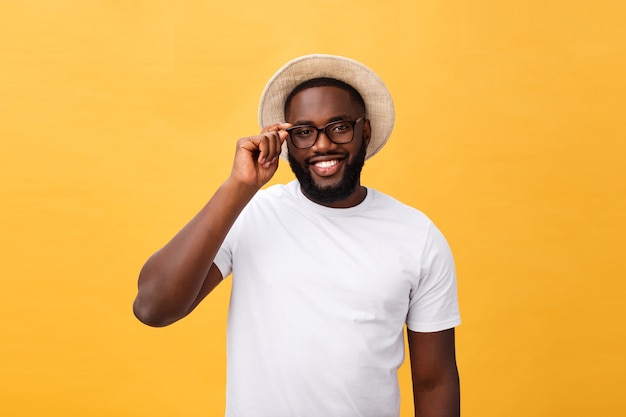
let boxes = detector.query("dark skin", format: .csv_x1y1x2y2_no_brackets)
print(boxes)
132,122,288,326
409,328,460,417
133,86,459,416
285,86,370,207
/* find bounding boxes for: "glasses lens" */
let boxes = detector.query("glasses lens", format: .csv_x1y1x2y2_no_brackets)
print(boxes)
325,121,355,144
289,126,317,148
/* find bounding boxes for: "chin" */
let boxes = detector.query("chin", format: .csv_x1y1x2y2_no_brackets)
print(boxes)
288,143,367,205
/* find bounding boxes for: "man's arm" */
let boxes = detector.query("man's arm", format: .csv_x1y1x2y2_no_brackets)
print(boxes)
132,124,290,327
407,328,460,417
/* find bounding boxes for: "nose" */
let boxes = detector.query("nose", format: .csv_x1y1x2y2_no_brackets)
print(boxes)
312,129,334,152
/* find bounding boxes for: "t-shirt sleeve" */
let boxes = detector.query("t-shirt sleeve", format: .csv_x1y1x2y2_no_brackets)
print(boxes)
406,222,461,332
212,217,240,280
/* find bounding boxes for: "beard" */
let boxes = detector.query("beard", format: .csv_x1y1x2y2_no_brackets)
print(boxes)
288,140,367,205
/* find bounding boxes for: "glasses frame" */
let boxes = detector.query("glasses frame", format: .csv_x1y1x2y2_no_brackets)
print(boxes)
286,117,365,149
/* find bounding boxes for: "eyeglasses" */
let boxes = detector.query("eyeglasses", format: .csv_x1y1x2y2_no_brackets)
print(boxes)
286,117,365,149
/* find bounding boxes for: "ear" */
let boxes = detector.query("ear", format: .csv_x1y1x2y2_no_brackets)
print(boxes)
362,118,372,147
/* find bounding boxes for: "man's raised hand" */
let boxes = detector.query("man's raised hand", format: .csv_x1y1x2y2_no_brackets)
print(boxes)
230,122,291,189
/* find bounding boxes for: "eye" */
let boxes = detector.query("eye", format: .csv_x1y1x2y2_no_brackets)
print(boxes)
329,121,352,134
291,126,315,138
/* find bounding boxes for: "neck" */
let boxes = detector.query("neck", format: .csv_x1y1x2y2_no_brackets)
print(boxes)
302,184,367,208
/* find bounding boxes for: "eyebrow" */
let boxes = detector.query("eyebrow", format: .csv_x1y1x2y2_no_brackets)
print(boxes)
291,114,354,127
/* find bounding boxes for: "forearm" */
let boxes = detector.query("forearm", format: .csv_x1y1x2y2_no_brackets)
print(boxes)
133,178,257,326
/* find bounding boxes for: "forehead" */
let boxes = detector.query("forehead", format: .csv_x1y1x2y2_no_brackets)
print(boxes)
285,86,360,123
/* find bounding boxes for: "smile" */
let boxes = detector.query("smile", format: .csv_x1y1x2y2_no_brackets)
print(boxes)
313,160,339,169
308,157,345,178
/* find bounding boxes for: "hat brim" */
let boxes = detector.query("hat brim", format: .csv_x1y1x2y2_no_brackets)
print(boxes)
258,54,394,161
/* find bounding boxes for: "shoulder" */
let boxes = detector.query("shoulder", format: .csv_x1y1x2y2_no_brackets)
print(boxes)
238,181,300,220
244,182,293,208
254,181,298,203
366,188,433,226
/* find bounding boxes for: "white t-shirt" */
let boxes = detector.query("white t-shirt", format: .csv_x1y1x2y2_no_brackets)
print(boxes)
214,181,460,417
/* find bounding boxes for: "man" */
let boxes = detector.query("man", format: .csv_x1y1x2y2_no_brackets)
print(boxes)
134,54,461,417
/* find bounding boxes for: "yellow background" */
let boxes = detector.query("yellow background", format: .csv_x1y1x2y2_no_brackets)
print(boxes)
2,1,625,416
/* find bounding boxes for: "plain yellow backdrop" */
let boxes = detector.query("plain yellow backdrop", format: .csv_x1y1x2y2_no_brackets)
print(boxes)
1,1,625,416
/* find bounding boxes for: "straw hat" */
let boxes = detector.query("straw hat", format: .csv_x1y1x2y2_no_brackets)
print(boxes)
258,54,395,160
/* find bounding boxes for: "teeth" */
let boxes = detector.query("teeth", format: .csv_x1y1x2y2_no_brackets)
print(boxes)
314,160,338,168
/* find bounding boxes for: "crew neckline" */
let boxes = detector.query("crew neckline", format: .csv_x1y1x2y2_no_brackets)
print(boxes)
289,180,373,216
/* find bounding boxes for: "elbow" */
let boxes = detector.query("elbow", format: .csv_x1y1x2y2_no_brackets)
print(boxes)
132,296,179,328
133,264,187,327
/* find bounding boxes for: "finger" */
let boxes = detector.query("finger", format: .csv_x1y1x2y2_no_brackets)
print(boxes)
261,122,292,134
255,124,290,166
256,134,271,165
257,132,279,165
277,128,290,143
264,131,282,164
264,123,291,152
